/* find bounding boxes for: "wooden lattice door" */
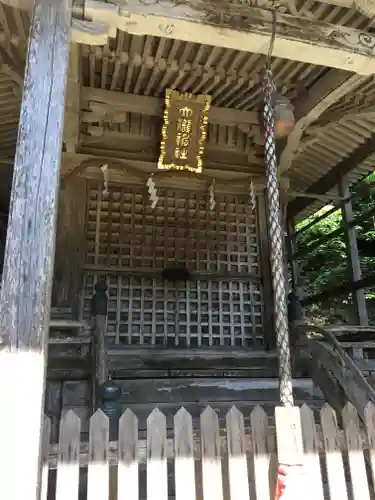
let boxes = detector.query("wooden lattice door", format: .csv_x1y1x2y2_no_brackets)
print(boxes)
81,181,264,347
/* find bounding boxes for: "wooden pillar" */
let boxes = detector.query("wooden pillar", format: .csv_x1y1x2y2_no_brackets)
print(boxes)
286,217,304,308
91,279,108,410
0,1,72,499
257,192,275,350
339,177,368,359
53,177,87,316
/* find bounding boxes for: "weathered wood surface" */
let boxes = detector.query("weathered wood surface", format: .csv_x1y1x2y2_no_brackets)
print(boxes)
5,0,375,20
279,72,365,174
288,134,375,217
320,405,349,500
0,1,72,500
87,410,109,500
103,377,316,405
42,403,375,500
300,405,325,500
339,178,368,357
147,409,168,500
54,177,87,314
82,86,258,127
55,410,81,500
73,0,375,73
93,314,107,385
174,408,196,500
118,410,139,500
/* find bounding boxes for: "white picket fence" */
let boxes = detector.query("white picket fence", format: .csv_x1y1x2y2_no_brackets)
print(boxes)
40,403,375,500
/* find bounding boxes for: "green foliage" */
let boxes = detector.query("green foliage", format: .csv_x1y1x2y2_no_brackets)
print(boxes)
295,172,375,302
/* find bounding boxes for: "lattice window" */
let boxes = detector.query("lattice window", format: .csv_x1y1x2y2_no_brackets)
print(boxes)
81,274,263,347
83,181,263,347
86,182,258,274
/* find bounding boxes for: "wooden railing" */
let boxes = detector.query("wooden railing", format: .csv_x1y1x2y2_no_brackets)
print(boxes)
41,403,375,500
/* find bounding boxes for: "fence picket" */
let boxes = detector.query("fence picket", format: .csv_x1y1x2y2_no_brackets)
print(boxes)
147,408,168,500
41,416,51,500
56,410,81,500
118,409,139,500
320,404,348,500
226,406,250,500
87,410,109,500
300,404,325,500
201,406,223,500
174,407,196,500
342,403,371,500
13,403,375,500
364,402,375,490
251,405,271,500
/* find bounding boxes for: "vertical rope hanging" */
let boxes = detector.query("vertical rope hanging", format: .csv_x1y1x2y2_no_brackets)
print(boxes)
263,13,293,406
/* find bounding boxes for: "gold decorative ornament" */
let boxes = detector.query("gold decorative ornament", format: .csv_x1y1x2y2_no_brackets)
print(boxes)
158,88,211,173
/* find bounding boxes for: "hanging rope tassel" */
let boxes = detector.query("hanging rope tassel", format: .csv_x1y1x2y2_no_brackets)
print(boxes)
208,179,216,211
249,180,256,212
146,174,159,209
263,71,293,406
101,164,109,196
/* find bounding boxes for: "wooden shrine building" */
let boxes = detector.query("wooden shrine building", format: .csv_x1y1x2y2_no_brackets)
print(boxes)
3,0,375,498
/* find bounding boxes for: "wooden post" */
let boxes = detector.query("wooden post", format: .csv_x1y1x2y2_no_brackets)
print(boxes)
91,279,108,409
257,192,275,350
0,1,72,499
339,177,368,359
286,217,305,317
54,177,87,316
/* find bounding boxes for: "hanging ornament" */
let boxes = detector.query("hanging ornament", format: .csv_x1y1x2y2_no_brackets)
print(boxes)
208,179,216,211
249,180,256,212
101,164,109,196
146,174,158,209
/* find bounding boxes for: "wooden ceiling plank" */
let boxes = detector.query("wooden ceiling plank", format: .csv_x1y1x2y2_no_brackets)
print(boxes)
287,133,375,217
81,86,259,126
73,0,375,74
312,105,375,128
279,71,366,174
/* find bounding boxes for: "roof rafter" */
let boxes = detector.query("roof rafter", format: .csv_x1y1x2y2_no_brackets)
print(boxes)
69,0,375,74
279,71,367,174
287,134,375,218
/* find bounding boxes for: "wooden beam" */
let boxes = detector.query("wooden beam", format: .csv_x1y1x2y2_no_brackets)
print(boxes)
61,152,267,190
301,272,375,306
63,43,81,153
82,125,262,165
287,134,375,217
81,86,259,127
4,0,375,19
0,3,72,500
72,0,375,74
279,71,366,174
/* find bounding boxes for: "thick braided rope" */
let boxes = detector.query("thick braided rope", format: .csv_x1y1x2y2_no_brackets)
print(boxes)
263,69,294,406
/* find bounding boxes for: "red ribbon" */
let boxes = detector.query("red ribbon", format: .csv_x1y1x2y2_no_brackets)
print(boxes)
275,466,287,500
